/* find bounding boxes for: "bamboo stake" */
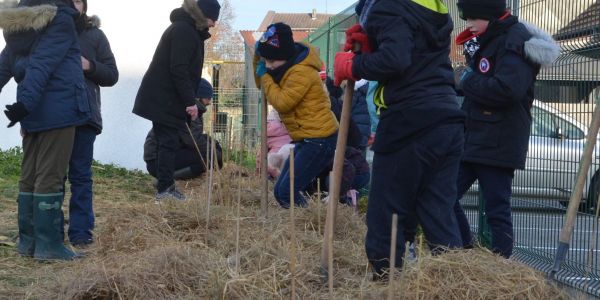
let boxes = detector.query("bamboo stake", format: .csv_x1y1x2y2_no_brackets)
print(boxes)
388,214,399,300
289,148,296,300
227,116,233,162
321,81,355,283
235,166,242,275
552,101,600,277
327,172,334,297
206,106,215,235
185,123,208,171
260,88,269,218
317,179,321,235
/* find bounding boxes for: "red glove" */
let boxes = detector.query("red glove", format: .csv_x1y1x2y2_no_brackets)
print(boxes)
343,24,372,53
334,52,358,87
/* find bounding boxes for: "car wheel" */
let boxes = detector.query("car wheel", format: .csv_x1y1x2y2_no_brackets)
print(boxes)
585,173,600,214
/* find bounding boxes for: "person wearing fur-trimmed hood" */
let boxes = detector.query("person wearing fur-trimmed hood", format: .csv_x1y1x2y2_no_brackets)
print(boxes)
63,0,119,248
453,0,560,258
0,0,91,261
132,0,220,202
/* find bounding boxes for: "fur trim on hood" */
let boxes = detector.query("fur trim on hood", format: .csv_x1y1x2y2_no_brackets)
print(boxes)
88,14,100,28
0,5,57,33
182,0,208,31
522,21,561,68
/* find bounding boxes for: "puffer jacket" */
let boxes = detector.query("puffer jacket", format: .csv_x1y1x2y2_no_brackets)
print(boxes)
256,43,339,141
459,15,560,170
0,3,90,132
77,15,118,134
351,80,371,149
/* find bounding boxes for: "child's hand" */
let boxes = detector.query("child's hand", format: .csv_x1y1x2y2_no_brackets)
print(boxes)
256,61,267,77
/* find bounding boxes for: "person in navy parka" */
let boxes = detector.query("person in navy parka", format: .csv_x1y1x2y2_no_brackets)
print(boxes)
453,0,560,258
65,0,118,247
0,0,91,260
334,0,466,279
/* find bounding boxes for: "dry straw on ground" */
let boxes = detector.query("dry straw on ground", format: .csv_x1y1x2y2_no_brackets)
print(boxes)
26,164,568,299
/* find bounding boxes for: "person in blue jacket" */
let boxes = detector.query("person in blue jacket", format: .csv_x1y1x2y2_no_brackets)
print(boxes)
64,0,118,248
0,0,91,260
453,0,559,258
334,0,466,279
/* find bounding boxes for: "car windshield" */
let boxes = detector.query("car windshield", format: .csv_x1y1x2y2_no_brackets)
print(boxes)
531,106,585,139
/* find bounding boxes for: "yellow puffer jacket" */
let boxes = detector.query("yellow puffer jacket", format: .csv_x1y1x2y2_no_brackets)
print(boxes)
255,43,338,141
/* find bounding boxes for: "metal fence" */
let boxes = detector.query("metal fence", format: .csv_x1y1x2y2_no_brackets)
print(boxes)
307,0,600,297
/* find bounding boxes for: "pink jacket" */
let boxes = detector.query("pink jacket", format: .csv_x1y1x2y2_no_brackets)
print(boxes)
267,119,292,154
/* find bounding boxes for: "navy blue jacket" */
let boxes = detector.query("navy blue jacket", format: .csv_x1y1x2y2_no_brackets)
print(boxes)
133,7,210,129
0,5,90,132
353,0,465,153
461,15,559,170
77,15,118,134
351,82,370,149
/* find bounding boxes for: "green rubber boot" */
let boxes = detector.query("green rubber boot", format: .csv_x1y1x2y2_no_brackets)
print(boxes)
33,193,79,261
17,192,35,257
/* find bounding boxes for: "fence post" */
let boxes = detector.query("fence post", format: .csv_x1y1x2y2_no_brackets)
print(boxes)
477,189,492,249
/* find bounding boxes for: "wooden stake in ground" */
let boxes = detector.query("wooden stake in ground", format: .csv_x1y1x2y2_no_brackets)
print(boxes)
206,106,215,233
552,101,600,277
289,148,296,300
260,88,269,218
235,166,242,275
317,179,321,235
327,172,334,297
388,214,399,300
321,80,355,283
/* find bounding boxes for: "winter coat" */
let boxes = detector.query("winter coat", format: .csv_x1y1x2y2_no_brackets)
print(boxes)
460,15,560,170
351,80,371,149
133,0,211,129
329,94,363,150
77,15,118,134
256,43,339,141
352,0,465,153
0,4,90,133
267,117,292,154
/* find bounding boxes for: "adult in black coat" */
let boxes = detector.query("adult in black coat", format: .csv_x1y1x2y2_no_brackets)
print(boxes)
132,0,220,201
453,0,559,258
335,0,467,278
65,0,119,247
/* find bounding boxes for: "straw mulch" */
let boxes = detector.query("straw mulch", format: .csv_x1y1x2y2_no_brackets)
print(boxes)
29,164,569,299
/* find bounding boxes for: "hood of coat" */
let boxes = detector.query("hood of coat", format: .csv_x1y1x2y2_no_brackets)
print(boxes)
182,0,209,31
0,5,57,33
522,21,561,68
88,14,100,28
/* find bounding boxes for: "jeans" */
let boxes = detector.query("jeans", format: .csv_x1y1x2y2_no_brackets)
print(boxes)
152,122,180,193
67,125,97,242
366,124,464,274
274,134,337,208
453,162,515,258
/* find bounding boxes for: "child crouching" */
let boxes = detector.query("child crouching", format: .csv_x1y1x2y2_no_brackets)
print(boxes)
254,22,339,208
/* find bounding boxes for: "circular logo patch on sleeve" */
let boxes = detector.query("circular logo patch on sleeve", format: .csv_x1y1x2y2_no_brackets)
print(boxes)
479,58,491,73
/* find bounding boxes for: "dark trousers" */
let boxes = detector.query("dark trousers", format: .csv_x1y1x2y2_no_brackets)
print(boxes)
67,125,97,242
274,134,337,208
453,162,515,258
366,124,464,273
146,148,206,179
152,122,179,193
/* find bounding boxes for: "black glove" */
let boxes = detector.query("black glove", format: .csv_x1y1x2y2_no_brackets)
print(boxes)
4,102,28,128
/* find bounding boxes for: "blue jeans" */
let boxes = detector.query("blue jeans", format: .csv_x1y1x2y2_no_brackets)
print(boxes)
67,125,97,242
366,124,464,274
274,134,337,208
453,162,515,258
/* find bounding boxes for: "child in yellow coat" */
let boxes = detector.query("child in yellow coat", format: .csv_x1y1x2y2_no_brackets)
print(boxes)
255,22,339,208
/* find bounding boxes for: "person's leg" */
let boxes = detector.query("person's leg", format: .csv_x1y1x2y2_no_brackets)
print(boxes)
173,148,206,180
146,159,158,178
352,171,370,191
476,164,515,258
453,162,478,247
152,122,179,193
16,132,38,256
274,135,337,208
67,125,97,245
414,124,464,253
32,127,78,260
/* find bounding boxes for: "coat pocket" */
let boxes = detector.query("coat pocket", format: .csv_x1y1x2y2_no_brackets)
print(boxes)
467,108,503,147
75,83,91,113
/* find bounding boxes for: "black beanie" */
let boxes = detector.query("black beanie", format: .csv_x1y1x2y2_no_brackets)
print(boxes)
197,0,221,21
457,0,506,20
257,23,296,61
